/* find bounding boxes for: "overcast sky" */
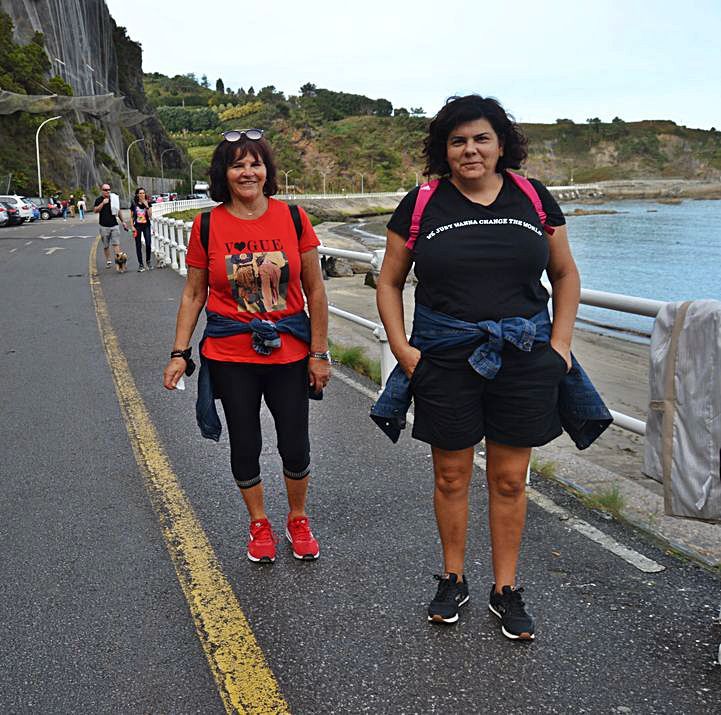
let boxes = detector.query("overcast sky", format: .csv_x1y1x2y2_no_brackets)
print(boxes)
106,0,721,129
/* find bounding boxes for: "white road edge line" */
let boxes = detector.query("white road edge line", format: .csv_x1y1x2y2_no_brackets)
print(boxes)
333,367,666,574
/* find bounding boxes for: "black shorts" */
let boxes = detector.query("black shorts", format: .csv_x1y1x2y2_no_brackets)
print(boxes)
410,342,566,451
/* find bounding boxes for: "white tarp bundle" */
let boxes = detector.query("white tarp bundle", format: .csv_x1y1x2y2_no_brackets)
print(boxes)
644,300,721,521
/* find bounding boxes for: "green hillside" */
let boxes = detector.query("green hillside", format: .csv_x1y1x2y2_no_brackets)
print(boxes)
150,74,721,193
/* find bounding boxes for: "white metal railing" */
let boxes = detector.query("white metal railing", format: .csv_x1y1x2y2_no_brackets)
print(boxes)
151,203,658,437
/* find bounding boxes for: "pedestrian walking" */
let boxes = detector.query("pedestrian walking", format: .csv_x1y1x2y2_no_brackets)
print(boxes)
93,183,128,268
130,187,153,271
163,128,330,564
373,95,609,640
69,194,76,218
76,195,86,221
61,198,68,220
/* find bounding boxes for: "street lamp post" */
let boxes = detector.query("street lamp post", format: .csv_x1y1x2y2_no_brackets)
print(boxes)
358,173,365,194
281,170,293,196
190,158,201,195
160,147,179,189
320,171,329,196
35,115,62,197
126,138,144,199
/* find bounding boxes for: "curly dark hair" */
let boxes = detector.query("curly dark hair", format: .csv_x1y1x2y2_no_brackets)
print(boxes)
423,95,528,177
208,135,278,202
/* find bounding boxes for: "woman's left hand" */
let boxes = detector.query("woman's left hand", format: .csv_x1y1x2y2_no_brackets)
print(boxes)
308,356,331,392
550,340,572,373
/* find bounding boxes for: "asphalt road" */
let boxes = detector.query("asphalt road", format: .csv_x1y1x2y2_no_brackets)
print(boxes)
1,218,719,714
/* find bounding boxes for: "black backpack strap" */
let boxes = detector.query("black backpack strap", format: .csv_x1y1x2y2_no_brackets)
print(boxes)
289,204,303,241
200,210,211,254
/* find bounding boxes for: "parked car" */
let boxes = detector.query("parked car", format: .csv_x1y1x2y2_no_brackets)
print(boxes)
0,204,8,227
25,196,62,220
151,194,163,204
0,194,35,222
0,200,25,226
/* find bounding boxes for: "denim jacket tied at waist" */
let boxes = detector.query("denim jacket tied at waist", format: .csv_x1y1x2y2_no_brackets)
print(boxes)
196,310,318,441
370,303,612,450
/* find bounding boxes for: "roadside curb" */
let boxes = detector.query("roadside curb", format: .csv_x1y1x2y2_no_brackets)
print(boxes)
533,443,721,571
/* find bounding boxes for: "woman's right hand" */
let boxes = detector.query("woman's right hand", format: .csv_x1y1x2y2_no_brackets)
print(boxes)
397,344,422,380
163,357,187,390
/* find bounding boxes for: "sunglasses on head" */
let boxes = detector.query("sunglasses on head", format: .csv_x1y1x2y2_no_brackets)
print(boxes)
222,128,264,142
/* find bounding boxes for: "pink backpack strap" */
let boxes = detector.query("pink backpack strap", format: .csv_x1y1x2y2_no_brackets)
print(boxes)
506,171,555,236
405,179,440,250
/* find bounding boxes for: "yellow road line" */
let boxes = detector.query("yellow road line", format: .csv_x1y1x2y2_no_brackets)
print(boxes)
89,239,289,715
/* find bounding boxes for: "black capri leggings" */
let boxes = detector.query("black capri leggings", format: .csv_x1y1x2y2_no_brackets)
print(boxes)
134,223,152,265
207,357,311,489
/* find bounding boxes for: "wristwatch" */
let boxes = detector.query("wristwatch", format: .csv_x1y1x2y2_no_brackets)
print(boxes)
309,350,331,362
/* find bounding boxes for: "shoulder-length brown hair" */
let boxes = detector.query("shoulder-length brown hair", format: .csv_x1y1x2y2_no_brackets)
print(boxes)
208,135,279,202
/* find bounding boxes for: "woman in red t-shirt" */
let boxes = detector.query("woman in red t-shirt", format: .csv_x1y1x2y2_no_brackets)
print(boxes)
163,129,330,564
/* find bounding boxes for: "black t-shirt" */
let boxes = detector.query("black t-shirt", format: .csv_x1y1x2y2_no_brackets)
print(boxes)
94,195,118,227
387,175,565,324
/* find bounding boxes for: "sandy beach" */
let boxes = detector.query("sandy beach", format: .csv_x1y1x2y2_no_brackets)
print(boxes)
317,222,651,487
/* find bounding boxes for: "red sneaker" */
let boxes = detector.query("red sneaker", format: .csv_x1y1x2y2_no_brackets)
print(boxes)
286,515,320,560
247,518,278,563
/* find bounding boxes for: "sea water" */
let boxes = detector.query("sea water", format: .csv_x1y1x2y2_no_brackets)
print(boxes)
352,199,721,338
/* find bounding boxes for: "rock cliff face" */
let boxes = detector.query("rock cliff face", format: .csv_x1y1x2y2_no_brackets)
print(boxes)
0,0,179,197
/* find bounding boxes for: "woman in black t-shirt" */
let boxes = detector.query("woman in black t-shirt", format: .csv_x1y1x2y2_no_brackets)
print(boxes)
377,95,581,640
130,187,153,271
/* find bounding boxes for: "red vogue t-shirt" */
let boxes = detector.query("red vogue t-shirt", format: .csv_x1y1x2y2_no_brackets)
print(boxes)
185,199,320,364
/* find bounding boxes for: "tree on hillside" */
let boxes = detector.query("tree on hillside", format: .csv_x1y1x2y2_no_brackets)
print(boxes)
216,77,224,94
395,107,409,117
410,107,425,116
300,82,317,97
374,98,393,116
247,86,255,97
184,72,197,83
200,74,209,88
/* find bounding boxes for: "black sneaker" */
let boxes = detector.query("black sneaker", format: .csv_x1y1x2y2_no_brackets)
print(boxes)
427,573,469,624
488,585,535,640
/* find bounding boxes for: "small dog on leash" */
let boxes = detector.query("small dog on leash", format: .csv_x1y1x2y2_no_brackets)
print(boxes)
115,251,128,273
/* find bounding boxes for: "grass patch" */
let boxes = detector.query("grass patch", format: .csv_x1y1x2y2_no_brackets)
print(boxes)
585,484,626,518
329,340,381,384
164,207,211,222
530,457,557,479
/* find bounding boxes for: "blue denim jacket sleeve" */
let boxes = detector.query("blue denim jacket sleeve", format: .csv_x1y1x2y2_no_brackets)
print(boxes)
369,363,412,443
559,354,613,449
195,311,315,441
196,336,222,441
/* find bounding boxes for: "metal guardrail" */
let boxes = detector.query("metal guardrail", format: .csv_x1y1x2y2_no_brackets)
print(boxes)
150,201,657,437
